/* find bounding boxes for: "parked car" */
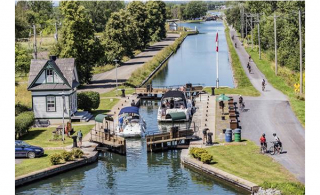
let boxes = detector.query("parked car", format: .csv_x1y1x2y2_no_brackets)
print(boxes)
15,140,44,158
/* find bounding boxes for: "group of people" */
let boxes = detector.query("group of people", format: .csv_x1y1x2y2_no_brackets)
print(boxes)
260,133,282,150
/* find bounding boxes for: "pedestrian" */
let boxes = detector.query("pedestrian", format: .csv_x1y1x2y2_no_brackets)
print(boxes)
131,100,136,107
170,98,174,109
119,115,124,132
202,128,208,144
77,130,83,148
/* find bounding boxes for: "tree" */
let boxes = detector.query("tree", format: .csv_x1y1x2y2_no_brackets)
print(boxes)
53,1,99,84
127,1,150,49
185,1,207,19
146,1,167,42
15,44,32,75
80,1,124,32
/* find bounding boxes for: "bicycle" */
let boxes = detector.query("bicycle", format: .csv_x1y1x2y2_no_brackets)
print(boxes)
269,141,283,155
262,84,266,91
239,102,245,111
260,143,268,154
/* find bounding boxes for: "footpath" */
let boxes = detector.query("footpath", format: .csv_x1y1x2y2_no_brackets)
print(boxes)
230,27,305,183
80,34,180,94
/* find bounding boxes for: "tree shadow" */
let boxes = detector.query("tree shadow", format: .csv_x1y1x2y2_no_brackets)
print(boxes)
20,129,46,141
91,109,112,117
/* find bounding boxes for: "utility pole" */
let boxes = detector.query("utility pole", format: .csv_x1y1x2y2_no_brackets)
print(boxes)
251,16,253,49
240,5,244,40
274,13,277,76
257,14,261,59
113,59,119,96
55,22,58,42
245,14,247,39
299,9,303,94
33,24,37,59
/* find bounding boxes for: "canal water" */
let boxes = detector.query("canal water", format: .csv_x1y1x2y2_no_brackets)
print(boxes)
151,20,234,88
16,100,248,195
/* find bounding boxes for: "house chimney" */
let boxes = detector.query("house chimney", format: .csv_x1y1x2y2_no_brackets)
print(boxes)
49,55,57,61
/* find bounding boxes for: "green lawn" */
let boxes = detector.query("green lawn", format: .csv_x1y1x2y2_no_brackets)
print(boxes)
15,83,32,108
246,48,305,126
92,64,114,75
90,98,120,116
20,125,94,148
100,88,135,98
205,141,304,195
223,22,260,97
15,150,64,177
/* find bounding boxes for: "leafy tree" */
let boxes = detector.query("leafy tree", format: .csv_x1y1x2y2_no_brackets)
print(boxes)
52,1,99,84
127,1,150,49
146,1,167,42
185,1,207,19
15,44,32,75
80,1,124,32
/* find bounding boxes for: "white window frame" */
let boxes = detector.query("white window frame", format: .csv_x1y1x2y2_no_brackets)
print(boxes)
46,69,54,83
46,96,56,112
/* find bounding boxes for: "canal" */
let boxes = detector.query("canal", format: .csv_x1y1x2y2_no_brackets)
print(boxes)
151,20,234,88
16,100,248,195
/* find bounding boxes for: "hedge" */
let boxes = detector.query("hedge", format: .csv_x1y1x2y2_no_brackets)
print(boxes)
15,102,30,116
72,148,84,158
189,147,214,164
15,111,34,139
77,91,100,111
50,153,62,165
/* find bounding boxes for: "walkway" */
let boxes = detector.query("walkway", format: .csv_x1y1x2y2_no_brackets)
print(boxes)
80,34,180,94
230,27,305,183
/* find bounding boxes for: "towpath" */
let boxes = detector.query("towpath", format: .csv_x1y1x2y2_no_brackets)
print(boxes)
79,34,180,94
229,27,305,183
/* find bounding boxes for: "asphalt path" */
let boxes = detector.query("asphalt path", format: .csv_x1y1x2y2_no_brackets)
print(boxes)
229,27,305,183
80,34,180,93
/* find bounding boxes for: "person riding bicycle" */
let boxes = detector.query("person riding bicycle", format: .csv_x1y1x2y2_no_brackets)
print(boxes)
273,133,282,148
235,43,237,48
239,95,243,108
247,62,251,73
260,133,267,148
249,55,251,61
262,79,266,89
232,35,234,40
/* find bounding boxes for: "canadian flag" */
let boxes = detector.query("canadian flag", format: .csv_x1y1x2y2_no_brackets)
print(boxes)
216,32,219,52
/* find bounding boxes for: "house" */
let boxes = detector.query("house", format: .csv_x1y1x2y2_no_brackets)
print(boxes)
27,56,92,125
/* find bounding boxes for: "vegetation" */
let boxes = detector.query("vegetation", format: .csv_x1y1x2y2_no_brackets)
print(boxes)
185,1,207,19
72,148,84,159
19,125,94,148
90,98,120,117
225,1,305,72
15,150,64,177
15,102,30,116
15,44,32,76
205,141,303,195
126,31,197,86
15,83,32,108
246,48,305,125
189,147,214,164
77,91,100,111
49,152,63,165
100,87,135,98
61,151,74,162
15,111,34,139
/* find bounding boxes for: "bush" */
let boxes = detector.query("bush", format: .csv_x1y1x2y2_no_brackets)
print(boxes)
61,151,74,161
200,153,214,164
50,153,62,165
72,148,84,158
189,147,208,159
15,111,34,139
261,182,305,195
15,102,30,116
77,91,100,111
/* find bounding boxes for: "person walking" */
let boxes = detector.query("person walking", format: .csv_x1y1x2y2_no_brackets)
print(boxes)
77,130,83,148
131,100,136,107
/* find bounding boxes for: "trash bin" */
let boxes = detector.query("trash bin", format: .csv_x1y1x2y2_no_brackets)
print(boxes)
72,135,77,148
211,87,215,96
234,128,241,142
225,129,232,142
207,132,213,145
121,89,125,97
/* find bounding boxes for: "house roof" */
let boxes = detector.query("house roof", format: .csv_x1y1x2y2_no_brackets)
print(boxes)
28,58,79,91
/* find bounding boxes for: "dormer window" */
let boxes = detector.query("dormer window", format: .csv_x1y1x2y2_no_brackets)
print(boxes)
46,69,53,83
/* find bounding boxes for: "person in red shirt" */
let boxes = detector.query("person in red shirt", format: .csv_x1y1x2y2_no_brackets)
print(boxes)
260,133,267,148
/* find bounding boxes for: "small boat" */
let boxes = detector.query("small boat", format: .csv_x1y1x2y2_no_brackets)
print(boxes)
116,106,146,138
157,90,194,122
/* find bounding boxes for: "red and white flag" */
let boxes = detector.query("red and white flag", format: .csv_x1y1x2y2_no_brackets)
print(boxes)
216,32,219,52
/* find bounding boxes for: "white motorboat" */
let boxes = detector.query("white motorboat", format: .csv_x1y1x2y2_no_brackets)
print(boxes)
116,106,146,138
157,90,194,122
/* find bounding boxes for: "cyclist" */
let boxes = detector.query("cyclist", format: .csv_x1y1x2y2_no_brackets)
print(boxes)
260,133,267,149
247,62,251,73
249,55,251,61
235,43,237,48
239,95,243,108
232,35,234,40
262,79,266,91
273,133,282,148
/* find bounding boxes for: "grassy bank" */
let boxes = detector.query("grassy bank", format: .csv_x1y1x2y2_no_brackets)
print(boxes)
205,141,304,195
15,83,32,108
210,22,259,96
90,98,120,116
15,150,64,177
126,31,197,86
100,87,135,98
20,125,94,148
246,47,305,126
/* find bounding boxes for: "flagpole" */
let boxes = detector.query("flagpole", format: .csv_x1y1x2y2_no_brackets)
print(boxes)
216,31,219,88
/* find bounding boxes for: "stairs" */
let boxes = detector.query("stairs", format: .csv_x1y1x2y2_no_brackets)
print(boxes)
71,111,93,122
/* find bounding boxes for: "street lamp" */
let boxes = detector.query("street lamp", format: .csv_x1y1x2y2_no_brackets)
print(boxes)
113,59,119,96
59,91,65,143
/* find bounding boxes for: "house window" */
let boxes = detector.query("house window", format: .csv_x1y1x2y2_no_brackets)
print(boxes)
46,96,56,112
46,69,53,83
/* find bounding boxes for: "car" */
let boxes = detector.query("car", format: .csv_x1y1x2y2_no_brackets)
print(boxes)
15,140,44,158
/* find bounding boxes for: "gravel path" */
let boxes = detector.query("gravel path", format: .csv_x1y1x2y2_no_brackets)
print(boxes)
229,27,305,183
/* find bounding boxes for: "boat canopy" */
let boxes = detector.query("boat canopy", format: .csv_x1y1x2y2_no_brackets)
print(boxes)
163,91,185,99
95,114,113,123
119,106,139,115
166,112,187,121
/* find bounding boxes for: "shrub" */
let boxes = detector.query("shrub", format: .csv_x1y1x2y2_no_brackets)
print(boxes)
15,111,34,139
200,153,214,164
50,153,62,165
261,182,305,195
72,148,84,158
77,91,100,111
15,102,30,116
189,147,208,159
61,151,74,161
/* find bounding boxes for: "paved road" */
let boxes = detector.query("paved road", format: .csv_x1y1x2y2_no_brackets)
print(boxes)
80,34,180,93
229,27,305,183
